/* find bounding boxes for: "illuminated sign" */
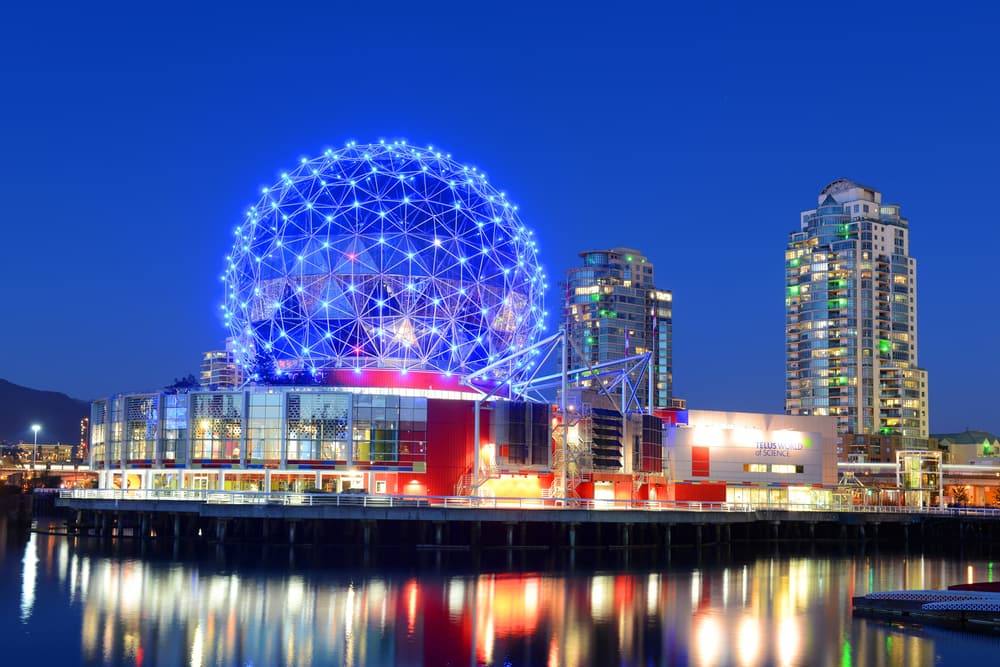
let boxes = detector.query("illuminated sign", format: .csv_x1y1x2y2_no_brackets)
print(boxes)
754,441,804,458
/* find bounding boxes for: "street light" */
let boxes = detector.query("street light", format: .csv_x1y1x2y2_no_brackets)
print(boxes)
31,424,41,473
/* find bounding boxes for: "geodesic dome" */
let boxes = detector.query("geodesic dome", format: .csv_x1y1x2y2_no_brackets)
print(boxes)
223,140,548,381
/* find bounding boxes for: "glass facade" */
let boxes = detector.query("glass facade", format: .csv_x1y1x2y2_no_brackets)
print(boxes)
125,395,159,462
191,393,243,462
786,180,928,457
564,247,673,411
247,392,281,464
90,400,107,466
638,414,663,473
491,401,550,466
286,393,350,463
108,398,124,464
91,387,435,475
162,394,188,463
351,394,427,464
89,385,567,498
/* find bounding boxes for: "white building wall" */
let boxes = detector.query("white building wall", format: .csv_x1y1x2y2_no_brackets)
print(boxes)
667,410,838,487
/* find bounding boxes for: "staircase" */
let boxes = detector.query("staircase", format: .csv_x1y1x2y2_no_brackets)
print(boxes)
454,464,501,496
548,416,593,500
632,472,649,496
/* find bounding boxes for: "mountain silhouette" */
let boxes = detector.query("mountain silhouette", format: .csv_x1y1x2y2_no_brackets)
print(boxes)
0,379,90,445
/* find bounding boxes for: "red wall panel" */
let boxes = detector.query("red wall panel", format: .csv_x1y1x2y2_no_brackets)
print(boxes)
691,446,710,477
673,482,726,502
424,399,490,497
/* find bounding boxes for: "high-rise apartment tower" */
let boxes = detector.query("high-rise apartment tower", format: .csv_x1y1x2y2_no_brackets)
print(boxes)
200,337,243,389
785,180,929,457
564,248,673,411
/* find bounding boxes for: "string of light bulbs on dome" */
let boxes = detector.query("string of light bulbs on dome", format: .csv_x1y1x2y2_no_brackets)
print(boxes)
222,140,548,383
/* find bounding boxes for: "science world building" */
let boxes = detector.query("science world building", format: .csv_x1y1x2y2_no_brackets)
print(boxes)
90,141,563,497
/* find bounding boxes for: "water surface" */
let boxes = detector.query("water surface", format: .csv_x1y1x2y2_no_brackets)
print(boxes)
3,515,1000,666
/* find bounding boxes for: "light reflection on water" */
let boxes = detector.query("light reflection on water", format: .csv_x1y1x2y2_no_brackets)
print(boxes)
6,519,1000,666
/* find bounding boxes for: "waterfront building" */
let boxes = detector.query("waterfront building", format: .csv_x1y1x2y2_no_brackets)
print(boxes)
664,410,838,505
564,248,674,412
91,141,568,498
200,337,242,389
21,442,76,465
785,179,929,458
79,416,89,461
934,429,1000,464
91,375,543,495
843,432,912,463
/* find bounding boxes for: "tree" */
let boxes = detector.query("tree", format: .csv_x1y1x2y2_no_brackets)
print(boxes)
250,351,279,384
950,485,970,506
250,351,324,386
989,487,1000,508
166,374,201,391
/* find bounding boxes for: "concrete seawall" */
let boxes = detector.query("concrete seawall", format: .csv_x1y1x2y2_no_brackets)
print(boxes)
55,496,1000,552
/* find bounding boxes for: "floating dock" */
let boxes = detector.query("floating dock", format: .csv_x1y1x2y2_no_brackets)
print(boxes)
853,586,1000,633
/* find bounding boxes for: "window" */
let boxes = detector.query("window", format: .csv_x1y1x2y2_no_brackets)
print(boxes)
162,394,188,463
191,393,243,461
287,393,350,462
743,463,767,473
248,392,282,463
771,464,804,474
375,480,387,494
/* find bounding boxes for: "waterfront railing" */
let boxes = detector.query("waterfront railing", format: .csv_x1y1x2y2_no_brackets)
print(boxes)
55,489,1000,516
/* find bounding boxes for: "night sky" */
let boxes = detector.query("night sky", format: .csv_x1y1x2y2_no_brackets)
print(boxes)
1,2,997,434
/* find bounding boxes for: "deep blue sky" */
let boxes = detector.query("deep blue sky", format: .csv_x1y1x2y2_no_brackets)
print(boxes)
1,2,997,434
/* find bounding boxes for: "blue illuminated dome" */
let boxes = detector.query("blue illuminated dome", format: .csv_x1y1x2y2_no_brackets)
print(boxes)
223,140,548,381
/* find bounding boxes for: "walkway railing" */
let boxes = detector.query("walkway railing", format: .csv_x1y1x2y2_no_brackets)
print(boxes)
55,489,1000,516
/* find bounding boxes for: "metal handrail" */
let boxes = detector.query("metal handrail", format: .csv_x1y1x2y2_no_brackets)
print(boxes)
55,489,1000,516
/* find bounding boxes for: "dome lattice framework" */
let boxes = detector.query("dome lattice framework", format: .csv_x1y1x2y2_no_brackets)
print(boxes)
223,141,547,381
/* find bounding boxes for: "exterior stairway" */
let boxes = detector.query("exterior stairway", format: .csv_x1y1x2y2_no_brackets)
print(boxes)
454,464,501,496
